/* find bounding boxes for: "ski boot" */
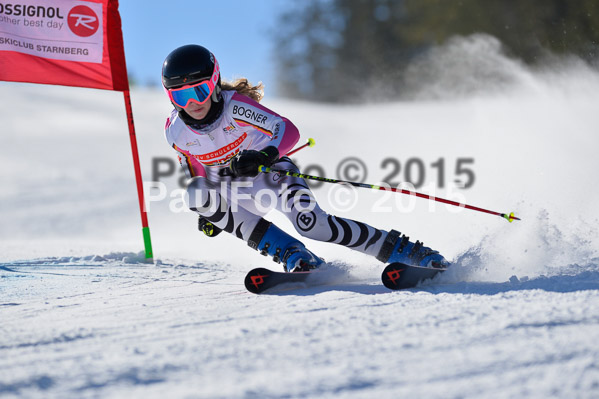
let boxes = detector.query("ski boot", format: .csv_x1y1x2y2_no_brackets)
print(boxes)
247,219,323,272
376,230,449,268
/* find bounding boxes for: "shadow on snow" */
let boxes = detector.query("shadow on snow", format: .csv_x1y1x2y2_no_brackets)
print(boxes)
262,269,599,296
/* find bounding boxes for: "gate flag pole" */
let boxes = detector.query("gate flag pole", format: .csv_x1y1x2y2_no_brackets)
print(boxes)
123,90,153,259
0,0,154,260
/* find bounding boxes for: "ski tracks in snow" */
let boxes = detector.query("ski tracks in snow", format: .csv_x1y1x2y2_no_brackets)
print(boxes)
1,255,599,398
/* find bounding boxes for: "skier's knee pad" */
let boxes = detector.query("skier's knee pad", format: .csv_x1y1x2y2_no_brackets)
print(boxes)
292,207,331,242
185,177,220,213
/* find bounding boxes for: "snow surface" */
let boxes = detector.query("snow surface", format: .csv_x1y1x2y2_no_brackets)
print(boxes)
2,37,599,398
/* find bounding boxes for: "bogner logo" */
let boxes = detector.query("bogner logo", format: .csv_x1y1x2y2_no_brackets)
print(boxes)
68,5,99,37
296,211,317,232
232,105,268,124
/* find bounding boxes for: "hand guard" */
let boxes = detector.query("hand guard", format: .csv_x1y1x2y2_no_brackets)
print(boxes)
229,146,279,177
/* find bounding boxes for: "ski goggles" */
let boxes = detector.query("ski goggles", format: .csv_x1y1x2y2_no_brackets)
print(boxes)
167,59,220,108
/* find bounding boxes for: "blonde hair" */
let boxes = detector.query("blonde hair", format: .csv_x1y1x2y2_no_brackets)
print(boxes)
221,78,264,102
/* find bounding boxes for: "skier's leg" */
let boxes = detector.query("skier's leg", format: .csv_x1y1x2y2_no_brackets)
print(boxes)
375,229,449,268
265,158,449,268
186,177,322,272
247,219,323,272
186,177,262,241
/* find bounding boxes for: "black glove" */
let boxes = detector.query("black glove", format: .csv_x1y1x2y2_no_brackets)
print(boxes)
229,146,279,177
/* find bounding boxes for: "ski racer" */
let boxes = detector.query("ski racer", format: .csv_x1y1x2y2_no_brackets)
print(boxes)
161,44,449,272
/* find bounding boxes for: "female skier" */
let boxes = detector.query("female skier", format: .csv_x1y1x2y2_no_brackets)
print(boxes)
162,44,448,272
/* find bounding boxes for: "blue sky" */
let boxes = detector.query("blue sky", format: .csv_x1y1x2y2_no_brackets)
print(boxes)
119,1,286,95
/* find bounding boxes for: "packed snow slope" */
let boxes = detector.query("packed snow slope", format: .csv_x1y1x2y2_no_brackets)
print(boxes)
1,36,599,398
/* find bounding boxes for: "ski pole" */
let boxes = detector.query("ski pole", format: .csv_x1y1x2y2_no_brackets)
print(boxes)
259,166,520,223
285,138,316,156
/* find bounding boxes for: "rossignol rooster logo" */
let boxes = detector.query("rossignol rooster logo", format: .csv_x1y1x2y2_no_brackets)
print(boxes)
68,5,99,37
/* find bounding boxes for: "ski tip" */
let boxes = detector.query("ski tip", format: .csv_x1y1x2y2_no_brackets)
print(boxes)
381,262,448,291
244,268,273,294
381,263,408,290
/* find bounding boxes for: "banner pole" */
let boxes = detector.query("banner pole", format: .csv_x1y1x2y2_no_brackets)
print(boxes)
123,90,154,259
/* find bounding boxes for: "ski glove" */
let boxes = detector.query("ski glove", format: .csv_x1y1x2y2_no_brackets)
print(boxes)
229,146,279,177
198,215,222,238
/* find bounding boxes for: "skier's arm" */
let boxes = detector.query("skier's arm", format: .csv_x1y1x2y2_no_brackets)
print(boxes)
165,114,207,178
267,117,299,156
172,144,207,179
230,93,300,155
230,146,279,178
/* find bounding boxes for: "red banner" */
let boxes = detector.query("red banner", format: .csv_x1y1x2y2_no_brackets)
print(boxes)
0,0,128,91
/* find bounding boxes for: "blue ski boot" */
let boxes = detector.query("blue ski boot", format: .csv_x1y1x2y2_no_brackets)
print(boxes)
247,220,324,272
376,230,449,268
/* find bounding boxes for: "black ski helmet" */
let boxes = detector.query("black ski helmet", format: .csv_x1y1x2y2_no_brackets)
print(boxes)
162,44,222,105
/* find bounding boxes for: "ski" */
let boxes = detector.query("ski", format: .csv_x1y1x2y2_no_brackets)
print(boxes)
381,262,446,290
245,262,447,294
244,267,314,294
